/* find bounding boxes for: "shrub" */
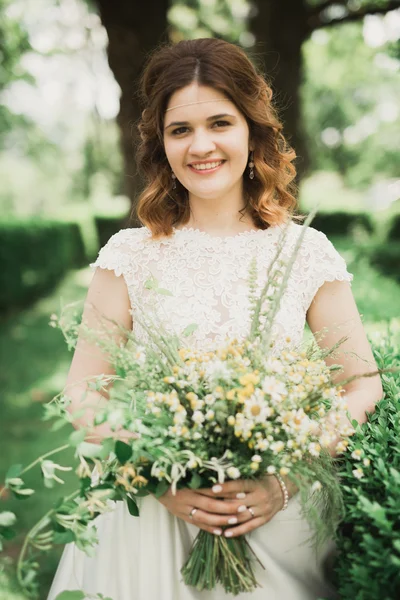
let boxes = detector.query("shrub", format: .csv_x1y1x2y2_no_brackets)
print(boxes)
311,212,374,237
0,219,86,314
333,328,400,599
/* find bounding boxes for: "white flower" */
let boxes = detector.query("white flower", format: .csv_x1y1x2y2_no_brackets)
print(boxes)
251,455,262,463
264,357,285,375
311,481,322,492
205,410,215,421
192,432,202,440
267,465,276,474
353,468,364,480
187,459,198,469
270,441,285,454
192,411,205,425
351,449,363,461
261,376,287,402
363,458,371,467
226,467,241,479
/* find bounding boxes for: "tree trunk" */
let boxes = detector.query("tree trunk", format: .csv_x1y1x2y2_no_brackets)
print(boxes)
95,0,170,223
249,0,311,180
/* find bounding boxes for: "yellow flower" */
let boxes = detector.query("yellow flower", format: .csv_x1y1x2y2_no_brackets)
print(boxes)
227,415,236,426
226,390,236,401
250,462,259,471
239,373,260,386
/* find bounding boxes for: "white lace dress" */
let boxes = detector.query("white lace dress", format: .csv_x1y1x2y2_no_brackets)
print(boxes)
48,222,353,600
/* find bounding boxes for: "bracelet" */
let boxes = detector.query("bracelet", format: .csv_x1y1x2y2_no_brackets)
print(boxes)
274,474,289,511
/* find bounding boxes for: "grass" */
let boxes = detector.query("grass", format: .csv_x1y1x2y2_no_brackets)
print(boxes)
0,237,399,599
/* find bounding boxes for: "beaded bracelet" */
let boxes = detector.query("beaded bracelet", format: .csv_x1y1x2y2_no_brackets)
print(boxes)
274,474,289,511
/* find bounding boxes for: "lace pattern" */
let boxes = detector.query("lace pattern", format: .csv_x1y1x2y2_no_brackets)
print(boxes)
90,223,353,352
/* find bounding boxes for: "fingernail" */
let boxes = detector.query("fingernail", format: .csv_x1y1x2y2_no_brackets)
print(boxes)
238,505,247,513
213,528,222,536
236,492,246,499
228,517,238,525
225,530,233,537
212,484,223,493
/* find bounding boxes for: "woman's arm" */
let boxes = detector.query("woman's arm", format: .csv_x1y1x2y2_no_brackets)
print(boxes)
64,267,134,443
307,279,383,427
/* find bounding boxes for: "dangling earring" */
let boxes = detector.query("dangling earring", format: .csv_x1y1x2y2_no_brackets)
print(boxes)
248,151,255,180
171,171,177,189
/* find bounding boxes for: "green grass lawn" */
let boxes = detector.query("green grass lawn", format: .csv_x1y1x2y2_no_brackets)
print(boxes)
0,239,399,599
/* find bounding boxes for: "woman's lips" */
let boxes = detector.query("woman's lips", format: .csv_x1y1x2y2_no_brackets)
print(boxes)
187,160,225,174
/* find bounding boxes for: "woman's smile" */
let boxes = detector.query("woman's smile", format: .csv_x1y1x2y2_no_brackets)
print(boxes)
187,160,226,174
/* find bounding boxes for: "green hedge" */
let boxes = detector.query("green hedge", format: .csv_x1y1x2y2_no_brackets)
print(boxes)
333,331,400,599
310,212,374,237
95,214,129,247
388,214,400,241
0,220,86,314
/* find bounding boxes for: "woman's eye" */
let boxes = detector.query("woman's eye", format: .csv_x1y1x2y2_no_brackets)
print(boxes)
213,120,230,128
171,127,188,135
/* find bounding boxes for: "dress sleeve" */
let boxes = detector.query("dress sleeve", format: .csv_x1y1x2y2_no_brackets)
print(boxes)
301,227,353,312
90,229,135,279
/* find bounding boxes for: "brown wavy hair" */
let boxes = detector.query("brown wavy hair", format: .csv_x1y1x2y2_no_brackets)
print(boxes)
135,38,299,238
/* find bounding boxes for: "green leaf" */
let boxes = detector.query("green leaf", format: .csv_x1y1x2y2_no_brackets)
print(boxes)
144,278,157,290
77,442,103,459
53,530,75,545
155,480,169,498
69,429,87,447
0,511,17,527
5,464,22,482
115,440,133,464
156,288,173,296
182,323,199,337
0,526,16,540
126,495,139,517
188,472,202,489
54,592,86,600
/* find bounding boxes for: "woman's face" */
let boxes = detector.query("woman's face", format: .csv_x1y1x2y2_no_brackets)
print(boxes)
163,83,251,203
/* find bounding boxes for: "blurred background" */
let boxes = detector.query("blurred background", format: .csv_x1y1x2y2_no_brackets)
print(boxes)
0,0,399,597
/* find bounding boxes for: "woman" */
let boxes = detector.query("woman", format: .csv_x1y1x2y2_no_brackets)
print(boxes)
48,38,382,599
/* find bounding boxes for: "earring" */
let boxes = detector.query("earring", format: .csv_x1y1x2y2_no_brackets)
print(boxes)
171,171,177,189
248,151,255,180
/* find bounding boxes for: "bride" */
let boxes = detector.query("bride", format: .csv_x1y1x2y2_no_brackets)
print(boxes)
48,38,382,599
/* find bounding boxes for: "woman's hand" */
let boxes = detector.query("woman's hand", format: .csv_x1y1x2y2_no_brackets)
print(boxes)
156,475,293,537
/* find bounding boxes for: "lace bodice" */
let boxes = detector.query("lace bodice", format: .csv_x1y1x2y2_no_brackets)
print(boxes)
90,222,353,352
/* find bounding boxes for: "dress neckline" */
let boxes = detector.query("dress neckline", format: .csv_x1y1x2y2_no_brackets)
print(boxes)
172,225,281,241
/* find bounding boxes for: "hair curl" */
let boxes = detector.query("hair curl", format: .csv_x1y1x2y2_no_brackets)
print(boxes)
135,38,299,238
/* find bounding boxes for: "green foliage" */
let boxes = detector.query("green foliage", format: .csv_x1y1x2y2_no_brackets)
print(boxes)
0,220,87,314
311,211,373,237
168,0,250,43
302,22,400,188
333,331,400,599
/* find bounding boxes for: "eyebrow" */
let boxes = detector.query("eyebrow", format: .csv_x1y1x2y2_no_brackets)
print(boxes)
164,113,236,130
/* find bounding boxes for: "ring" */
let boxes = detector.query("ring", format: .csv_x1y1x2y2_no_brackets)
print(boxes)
248,507,255,518
189,507,197,518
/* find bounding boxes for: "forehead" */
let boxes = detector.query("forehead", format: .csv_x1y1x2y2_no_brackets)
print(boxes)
165,83,240,121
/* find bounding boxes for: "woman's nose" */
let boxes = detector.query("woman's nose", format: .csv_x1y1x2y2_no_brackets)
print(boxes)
189,129,216,155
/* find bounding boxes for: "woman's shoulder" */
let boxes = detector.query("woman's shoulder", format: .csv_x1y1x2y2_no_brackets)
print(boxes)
90,227,150,275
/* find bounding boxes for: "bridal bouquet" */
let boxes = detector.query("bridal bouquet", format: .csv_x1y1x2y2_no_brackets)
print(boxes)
0,219,357,598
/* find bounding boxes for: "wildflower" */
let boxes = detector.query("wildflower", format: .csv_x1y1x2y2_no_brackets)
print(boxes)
250,462,259,471
311,481,322,492
205,410,215,421
351,449,363,461
261,376,287,402
192,411,205,425
227,415,236,426
352,468,364,480
267,465,276,474
251,455,262,463
363,458,371,467
227,467,241,479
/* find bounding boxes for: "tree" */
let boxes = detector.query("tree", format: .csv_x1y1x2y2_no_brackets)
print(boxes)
249,0,400,176
94,0,400,208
